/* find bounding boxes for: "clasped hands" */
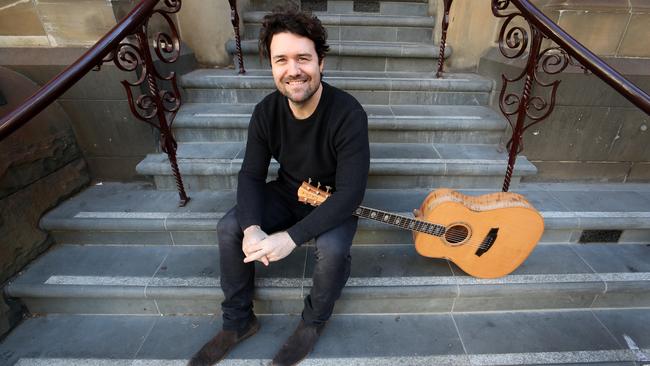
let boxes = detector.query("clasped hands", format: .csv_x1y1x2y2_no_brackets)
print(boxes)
242,225,297,266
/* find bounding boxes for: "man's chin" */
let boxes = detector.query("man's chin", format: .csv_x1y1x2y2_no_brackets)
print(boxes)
284,90,310,104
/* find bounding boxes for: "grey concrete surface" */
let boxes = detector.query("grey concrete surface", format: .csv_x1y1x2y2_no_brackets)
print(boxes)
5,241,650,315
1,311,648,365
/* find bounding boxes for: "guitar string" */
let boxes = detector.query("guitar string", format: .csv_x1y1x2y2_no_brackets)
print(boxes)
301,191,499,249
312,200,491,249
354,207,494,250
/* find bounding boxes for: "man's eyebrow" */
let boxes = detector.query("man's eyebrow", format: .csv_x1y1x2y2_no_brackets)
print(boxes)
271,53,313,60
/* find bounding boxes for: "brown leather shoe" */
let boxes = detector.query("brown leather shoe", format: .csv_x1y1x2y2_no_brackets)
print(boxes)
187,316,260,366
271,320,324,366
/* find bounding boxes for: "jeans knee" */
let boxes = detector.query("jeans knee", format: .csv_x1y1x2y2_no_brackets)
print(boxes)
217,207,242,247
315,237,351,264
314,218,356,263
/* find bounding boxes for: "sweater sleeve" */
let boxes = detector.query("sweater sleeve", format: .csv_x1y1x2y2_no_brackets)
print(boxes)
236,105,272,231
286,108,370,245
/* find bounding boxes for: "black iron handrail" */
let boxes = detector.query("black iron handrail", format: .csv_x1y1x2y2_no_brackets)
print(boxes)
490,0,650,191
435,0,650,190
0,0,158,141
509,0,650,114
0,0,190,205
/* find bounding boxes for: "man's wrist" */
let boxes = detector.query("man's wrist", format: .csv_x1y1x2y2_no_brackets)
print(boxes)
244,225,261,234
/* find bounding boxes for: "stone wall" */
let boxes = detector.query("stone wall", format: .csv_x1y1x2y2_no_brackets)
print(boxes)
434,0,650,72
3,0,648,69
0,48,162,181
176,0,250,66
478,49,650,182
0,0,244,67
0,66,90,338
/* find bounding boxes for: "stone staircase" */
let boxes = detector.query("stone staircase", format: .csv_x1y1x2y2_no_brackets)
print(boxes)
2,0,650,365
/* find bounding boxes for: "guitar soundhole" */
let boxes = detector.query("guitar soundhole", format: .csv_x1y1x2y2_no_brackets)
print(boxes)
444,224,469,245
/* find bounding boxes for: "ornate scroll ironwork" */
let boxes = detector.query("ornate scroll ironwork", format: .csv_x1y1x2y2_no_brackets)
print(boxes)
98,0,189,206
436,0,453,78
228,0,246,74
492,0,586,192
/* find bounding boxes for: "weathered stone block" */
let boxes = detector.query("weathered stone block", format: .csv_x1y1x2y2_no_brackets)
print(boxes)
518,106,650,162
556,11,629,56
0,296,9,338
36,0,117,46
629,162,650,181
0,159,89,286
0,66,83,198
618,13,650,58
58,100,157,157
86,156,149,182
479,48,650,181
0,0,46,36
524,161,631,182
1,45,196,181
544,0,631,11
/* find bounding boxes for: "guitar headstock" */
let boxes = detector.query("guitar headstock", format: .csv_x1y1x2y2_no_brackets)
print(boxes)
297,180,332,207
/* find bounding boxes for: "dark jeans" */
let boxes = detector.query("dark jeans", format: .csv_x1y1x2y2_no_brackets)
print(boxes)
217,181,358,332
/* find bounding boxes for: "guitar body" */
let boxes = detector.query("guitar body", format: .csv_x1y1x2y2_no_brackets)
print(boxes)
413,189,544,279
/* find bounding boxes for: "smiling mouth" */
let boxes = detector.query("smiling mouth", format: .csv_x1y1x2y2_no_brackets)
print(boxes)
286,79,307,86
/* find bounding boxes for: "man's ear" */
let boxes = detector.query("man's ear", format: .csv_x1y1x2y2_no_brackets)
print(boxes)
319,58,325,73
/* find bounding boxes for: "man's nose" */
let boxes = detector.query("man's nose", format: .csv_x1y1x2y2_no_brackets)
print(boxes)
287,60,301,76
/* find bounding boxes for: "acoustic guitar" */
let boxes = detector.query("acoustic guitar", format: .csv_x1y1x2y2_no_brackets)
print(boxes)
298,181,544,279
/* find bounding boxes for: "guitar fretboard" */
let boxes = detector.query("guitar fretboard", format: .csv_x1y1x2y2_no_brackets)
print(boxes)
354,206,445,237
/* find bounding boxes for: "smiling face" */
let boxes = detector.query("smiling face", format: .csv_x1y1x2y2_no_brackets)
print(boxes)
269,32,324,115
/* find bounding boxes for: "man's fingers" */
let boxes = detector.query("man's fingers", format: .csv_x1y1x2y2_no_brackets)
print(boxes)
243,248,270,263
245,242,261,251
260,256,269,266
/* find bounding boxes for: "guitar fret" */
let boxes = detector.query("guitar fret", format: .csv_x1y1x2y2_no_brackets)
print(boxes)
353,206,444,237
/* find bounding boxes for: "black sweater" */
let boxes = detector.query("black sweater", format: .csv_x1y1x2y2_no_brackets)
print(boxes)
236,82,370,245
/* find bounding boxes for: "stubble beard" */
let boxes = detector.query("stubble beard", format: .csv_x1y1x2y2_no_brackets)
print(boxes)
281,75,321,106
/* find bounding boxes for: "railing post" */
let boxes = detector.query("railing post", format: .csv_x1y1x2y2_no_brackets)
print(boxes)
136,29,190,206
228,0,246,74
436,0,453,78
492,0,591,192
502,28,543,192
99,0,190,206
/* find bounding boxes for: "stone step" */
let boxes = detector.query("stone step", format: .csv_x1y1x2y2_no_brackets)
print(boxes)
226,39,449,72
5,242,650,316
243,12,436,43
251,0,430,16
182,69,488,105
4,309,648,365
135,142,536,190
173,103,507,144
40,182,650,246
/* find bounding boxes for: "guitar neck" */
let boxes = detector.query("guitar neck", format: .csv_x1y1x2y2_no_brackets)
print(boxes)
353,206,445,237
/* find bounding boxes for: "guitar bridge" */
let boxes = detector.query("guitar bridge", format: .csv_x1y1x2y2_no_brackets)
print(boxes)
475,228,498,257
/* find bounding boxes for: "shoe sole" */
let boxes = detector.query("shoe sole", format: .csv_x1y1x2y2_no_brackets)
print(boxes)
237,318,261,342
217,321,261,364
190,320,261,366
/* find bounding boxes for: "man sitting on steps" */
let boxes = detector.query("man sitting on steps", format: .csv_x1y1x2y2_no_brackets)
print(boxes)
188,7,370,366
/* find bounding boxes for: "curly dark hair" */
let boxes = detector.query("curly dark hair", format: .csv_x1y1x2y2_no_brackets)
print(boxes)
258,7,329,64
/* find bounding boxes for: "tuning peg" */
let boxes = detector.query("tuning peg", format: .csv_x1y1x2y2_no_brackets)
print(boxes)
317,182,322,190
325,186,331,193
308,178,312,185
